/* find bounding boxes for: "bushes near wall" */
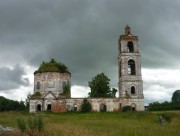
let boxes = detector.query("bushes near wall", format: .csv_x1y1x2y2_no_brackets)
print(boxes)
80,98,92,113
122,106,131,112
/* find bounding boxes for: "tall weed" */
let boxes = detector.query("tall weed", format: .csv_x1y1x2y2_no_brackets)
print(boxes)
16,116,26,132
162,112,173,123
16,113,44,136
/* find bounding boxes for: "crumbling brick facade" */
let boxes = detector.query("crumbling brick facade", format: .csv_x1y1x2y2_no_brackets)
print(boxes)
29,26,144,113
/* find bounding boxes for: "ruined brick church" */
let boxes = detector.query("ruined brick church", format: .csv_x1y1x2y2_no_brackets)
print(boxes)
29,25,144,112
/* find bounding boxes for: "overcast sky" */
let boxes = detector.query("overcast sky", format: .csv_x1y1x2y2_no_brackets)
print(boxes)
0,0,180,104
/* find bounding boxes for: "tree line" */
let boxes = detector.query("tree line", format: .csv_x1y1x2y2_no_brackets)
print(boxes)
0,96,27,111
148,90,180,111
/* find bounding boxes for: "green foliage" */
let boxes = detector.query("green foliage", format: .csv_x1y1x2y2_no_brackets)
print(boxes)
17,116,26,132
108,88,118,98
88,73,111,97
28,115,34,130
0,96,26,111
34,58,70,74
172,90,180,106
162,112,172,123
63,82,71,98
25,93,31,110
122,106,132,112
80,98,92,113
109,88,118,98
31,92,41,98
36,114,44,132
148,100,180,111
16,114,44,135
1,111,180,136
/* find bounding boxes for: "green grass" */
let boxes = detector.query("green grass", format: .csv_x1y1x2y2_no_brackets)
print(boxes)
0,111,180,136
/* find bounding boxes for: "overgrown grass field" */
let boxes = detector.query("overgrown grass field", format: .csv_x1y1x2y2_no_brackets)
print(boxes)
0,111,179,136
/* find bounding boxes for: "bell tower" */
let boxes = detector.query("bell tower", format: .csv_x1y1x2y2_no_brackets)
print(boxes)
118,25,144,99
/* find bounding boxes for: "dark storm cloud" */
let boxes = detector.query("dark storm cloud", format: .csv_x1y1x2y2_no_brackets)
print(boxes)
0,0,180,90
0,64,29,91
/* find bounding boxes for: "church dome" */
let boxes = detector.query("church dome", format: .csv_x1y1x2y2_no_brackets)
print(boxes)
34,59,70,74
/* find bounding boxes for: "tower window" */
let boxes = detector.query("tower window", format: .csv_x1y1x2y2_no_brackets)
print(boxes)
37,81,40,89
128,59,135,75
131,86,135,94
127,42,134,52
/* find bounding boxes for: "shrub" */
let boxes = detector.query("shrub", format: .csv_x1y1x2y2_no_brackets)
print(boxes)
34,59,70,74
16,114,44,135
63,82,71,98
31,92,41,97
80,98,92,113
36,114,44,132
162,112,172,123
17,116,26,132
122,106,131,112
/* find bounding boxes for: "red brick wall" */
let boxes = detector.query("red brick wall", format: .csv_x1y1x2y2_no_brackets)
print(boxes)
51,101,66,112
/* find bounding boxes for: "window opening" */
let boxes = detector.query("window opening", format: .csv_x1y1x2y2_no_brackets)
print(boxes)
128,60,135,75
127,42,134,52
131,86,135,94
37,81,40,89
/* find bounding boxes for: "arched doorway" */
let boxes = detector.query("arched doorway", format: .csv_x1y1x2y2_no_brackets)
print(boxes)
37,104,41,111
100,104,107,112
131,103,136,111
47,104,51,111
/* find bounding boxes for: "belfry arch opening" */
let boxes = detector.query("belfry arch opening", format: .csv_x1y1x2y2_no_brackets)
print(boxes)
128,59,136,75
127,41,134,52
131,86,135,94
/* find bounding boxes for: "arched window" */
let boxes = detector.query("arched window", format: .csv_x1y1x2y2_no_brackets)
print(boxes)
127,41,134,52
131,86,135,94
37,81,40,90
128,59,135,75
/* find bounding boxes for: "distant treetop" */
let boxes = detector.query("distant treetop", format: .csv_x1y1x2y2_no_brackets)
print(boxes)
34,59,70,74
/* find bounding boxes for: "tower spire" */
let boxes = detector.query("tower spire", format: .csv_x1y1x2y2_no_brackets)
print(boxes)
125,25,131,35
